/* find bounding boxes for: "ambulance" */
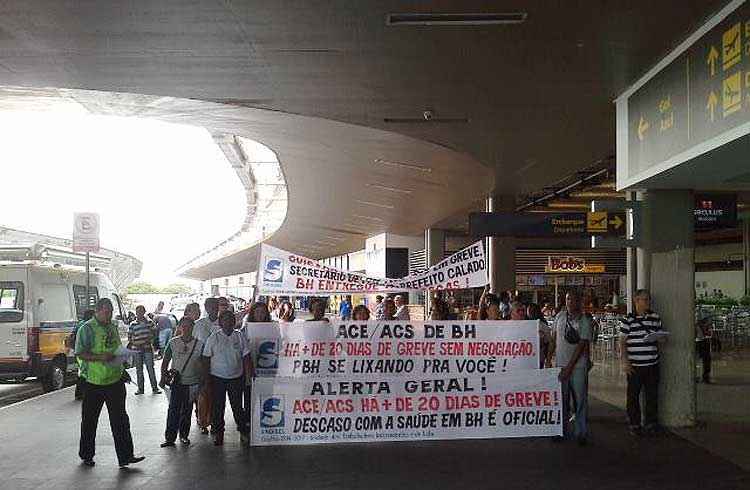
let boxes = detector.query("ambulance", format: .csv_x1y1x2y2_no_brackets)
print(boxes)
0,245,129,391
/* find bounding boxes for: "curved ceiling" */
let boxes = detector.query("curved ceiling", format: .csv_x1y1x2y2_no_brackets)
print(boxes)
0,86,492,279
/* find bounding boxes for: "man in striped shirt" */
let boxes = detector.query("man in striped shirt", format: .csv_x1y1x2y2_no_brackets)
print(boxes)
619,289,667,435
128,305,161,395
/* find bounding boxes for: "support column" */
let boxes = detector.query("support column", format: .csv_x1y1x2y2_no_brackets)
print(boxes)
743,218,750,296
625,192,638,314
486,195,516,294
424,228,446,267
647,190,695,427
636,191,651,291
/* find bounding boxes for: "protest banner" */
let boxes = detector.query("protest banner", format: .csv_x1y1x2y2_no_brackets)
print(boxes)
258,240,487,295
244,320,539,377
250,368,562,445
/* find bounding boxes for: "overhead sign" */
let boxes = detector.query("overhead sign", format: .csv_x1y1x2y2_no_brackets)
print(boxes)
258,240,488,295
620,0,750,188
72,213,100,253
469,212,626,238
694,193,737,230
545,257,605,274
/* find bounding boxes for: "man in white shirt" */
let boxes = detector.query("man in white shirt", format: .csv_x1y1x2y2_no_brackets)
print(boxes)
394,295,410,320
202,310,251,447
193,297,219,434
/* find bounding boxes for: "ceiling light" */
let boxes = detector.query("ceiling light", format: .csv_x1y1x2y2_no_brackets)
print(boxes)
352,214,385,222
373,158,432,173
356,199,395,210
366,183,413,194
386,12,527,26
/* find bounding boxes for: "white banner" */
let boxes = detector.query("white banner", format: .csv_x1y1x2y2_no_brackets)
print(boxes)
250,369,562,446
244,320,540,378
258,240,487,295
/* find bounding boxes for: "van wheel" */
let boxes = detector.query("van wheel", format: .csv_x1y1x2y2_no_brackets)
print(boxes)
41,361,66,392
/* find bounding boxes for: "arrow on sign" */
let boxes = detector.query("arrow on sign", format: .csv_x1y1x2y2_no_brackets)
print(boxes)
707,45,719,77
706,90,718,122
637,115,650,141
609,215,624,230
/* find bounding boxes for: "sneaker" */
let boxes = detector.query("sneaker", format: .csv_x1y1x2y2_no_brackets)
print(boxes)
200,427,209,435
119,456,146,468
81,459,95,467
160,441,176,448
180,437,191,445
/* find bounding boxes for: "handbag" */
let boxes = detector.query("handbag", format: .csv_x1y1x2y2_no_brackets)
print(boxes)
564,316,581,344
164,339,198,386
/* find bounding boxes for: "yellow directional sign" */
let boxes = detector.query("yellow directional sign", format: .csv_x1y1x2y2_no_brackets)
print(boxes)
609,215,624,230
722,22,741,71
637,115,650,141
586,212,608,233
706,90,718,122
707,45,719,76
723,71,742,116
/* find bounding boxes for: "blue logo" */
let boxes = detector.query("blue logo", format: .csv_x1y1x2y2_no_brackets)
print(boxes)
260,396,284,428
263,258,284,283
258,340,279,369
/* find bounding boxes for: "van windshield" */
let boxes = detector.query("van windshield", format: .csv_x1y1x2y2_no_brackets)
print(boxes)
0,281,24,322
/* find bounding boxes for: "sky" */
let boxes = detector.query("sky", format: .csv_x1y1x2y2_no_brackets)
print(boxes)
0,110,247,286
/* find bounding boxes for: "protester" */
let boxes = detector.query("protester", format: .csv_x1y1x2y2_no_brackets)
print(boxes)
619,289,666,436
499,291,511,319
69,309,95,401
527,303,553,368
394,295,410,320
339,295,353,320
307,297,330,322
373,295,385,320
239,301,271,432
551,291,592,445
75,298,145,468
478,286,502,320
184,302,201,322
268,296,279,320
430,295,451,321
696,310,712,384
509,300,527,320
160,317,204,447
278,300,296,322
193,297,220,435
382,298,397,320
202,310,250,446
127,305,161,395
218,297,230,316
352,304,371,321
154,310,174,360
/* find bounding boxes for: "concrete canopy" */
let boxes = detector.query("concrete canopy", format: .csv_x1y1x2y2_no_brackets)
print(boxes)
0,1,729,278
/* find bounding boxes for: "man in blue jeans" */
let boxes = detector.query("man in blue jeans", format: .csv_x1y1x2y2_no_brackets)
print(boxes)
128,305,161,395
552,290,592,446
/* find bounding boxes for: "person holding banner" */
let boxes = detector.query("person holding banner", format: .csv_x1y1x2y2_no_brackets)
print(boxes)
478,286,502,321
307,297,330,322
394,295,410,320
552,291,592,446
381,298,397,320
194,297,219,435
202,310,251,447
352,304,370,321
278,300,296,322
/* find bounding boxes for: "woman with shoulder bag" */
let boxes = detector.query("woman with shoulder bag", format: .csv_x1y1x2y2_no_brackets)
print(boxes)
159,317,205,447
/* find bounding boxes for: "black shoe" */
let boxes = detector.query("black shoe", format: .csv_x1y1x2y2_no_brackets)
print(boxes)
119,456,146,468
180,437,191,445
577,437,588,447
134,391,144,395
628,425,643,437
200,427,209,435
160,441,176,448
643,424,662,436
81,459,95,467
152,389,162,394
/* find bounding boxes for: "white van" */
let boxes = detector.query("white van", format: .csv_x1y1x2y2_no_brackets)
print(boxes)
0,250,129,391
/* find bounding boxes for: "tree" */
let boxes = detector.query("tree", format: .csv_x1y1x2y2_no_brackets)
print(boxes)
126,281,161,294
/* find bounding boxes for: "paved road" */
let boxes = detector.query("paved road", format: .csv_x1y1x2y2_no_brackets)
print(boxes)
0,379,43,408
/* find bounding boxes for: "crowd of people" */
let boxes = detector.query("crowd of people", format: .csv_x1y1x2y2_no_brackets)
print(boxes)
71,287,667,466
